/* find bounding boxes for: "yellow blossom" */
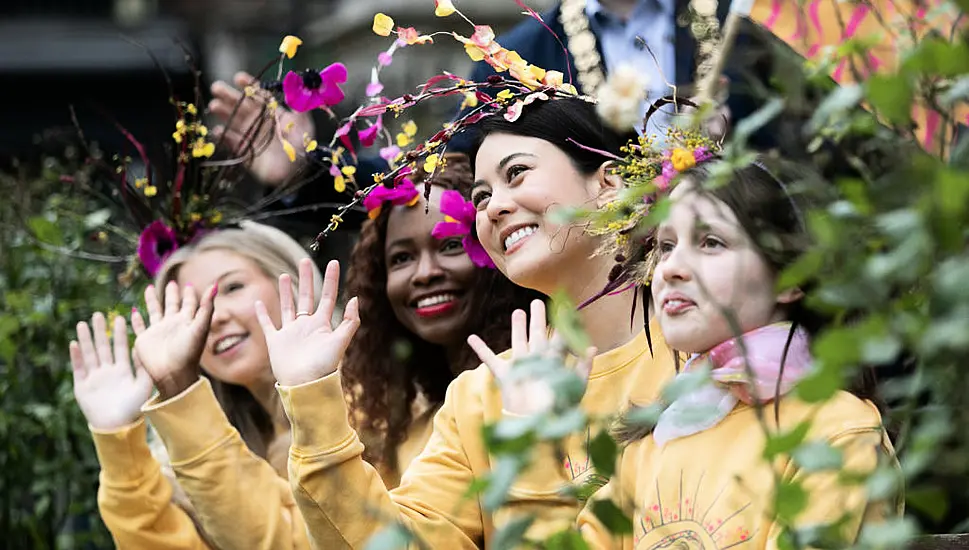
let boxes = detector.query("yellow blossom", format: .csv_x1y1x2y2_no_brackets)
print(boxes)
464,42,485,62
329,214,343,229
210,211,223,224
341,166,357,177
402,120,417,137
268,98,279,112
496,89,514,101
97,231,108,242
281,139,296,162
460,92,478,110
285,121,295,132
244,86,256,97
423,153,440,173
305,139,318,152
334,175,346,192
196,124,208,137
186,103,198,116
434,0,456,17
396,133,412,147
670,148,697,172
190,212,202,222
279,35,303,59
144,185,158,197
373,13,394,36
134,177,148,189
192,140,215,158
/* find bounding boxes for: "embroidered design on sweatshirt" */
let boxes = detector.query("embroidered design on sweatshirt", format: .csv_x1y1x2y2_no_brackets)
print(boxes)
635,472,756,550
563,428,592,480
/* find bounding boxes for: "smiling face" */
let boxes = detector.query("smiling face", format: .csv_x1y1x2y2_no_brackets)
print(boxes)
176,249,281,388
384,186,478,347
650,179,800,354
471,133,606,294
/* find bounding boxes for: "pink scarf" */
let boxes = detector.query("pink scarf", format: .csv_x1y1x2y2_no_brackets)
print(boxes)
653,323,813,447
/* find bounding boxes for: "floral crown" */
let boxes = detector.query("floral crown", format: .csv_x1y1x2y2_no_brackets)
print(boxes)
68,39,347,282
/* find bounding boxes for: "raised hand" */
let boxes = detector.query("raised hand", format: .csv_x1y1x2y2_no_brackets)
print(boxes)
256,258,360,387
467,300,597,416
209,71,316,186
70,313,153,431
132,282,216,400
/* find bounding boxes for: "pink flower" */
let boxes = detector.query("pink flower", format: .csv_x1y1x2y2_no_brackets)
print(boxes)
137,220,178,277
358,116,383,147
363,178,420,219
282,63,348,112
431,190,495,268
380,145,401,162
377,51,394,66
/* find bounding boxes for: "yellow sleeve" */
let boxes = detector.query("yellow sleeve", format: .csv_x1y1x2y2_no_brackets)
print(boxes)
278,371,484,550
575,480,626,550
766,428,900,550
144,378,309,550
90,419,212,550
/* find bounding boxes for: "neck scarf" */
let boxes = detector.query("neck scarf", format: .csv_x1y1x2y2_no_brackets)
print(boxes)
653,323,813,447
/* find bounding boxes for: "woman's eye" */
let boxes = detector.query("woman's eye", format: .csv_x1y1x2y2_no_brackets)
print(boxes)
701,236,726,249
223,282,244,294
441,239,464,254
658,240,675,256
505,164,528,182
389,252,412,267
471,189,491,209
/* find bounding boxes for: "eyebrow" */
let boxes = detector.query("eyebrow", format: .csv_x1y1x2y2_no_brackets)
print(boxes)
215,269,244,284
472,152,537,188
385,237,414,250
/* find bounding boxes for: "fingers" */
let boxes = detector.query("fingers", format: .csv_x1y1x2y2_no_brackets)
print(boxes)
181,284,199,317
211,125,247,154
510,309,528,359
254,300,278,335
69,341,86,380
331,296,361,351
278,274,295,324
296,258,315,317
316,260,340,327
91,312,113,365
112,315,131,370
76,321,98,370
233,71,256,89
144,285,163,325
468,334,508,380
131,307,147,336
164,280,180,317
193,284,217,334
528,300,548,352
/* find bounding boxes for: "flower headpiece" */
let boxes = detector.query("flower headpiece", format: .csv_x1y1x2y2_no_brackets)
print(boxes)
432,190,494,268
362,175,420,219
69,37,349,282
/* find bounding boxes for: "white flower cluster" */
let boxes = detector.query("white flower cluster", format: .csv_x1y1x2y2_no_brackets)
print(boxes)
596,64,650,132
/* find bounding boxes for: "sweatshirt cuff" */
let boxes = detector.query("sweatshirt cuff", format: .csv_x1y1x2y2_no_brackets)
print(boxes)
142,377,235,465
277,372,356,455
90,418,158,484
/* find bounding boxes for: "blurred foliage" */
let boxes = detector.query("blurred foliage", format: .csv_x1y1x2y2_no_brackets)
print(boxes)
0,143,135,549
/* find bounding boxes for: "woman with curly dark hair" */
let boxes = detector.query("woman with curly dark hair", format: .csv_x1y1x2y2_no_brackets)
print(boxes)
341,152,541,486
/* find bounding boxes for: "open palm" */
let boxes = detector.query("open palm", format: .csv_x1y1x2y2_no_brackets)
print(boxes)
468,300,597,416
256,258,360,387
209,71,316,186
132,281,215,400
70,312,153,431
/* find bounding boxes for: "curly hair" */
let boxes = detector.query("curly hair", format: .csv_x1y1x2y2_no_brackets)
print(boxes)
341,153,542,477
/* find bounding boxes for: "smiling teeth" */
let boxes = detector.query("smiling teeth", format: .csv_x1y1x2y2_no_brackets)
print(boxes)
215,335,245,354
417,294,455,308
504,226,537,250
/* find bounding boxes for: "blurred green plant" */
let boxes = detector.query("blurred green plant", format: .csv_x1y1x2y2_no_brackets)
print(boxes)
0,142,135,549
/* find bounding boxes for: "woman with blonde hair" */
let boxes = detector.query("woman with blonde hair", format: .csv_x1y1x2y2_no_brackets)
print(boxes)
70,221,320,549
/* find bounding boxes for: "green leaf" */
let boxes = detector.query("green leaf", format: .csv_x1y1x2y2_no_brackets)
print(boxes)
549,292,590,355
773,480,808,524
794,359,843,403
791,441,843,472
906,487,949,523
866,74,913,126
809,85,864,132
482,455,523,512
777,251,823,294
733,96,785,143
590,498,633,535
363,524,414,550
27,216,64,246
763,421,811,461
858,517,917,548
490,515,535,550
545,529,592,550
538,408,587,440
588,430,618,479
903,37,969,77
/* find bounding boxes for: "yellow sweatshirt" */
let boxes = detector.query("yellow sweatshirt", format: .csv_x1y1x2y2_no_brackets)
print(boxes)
92,376,437,550
277,323,677,549
577,391,900,550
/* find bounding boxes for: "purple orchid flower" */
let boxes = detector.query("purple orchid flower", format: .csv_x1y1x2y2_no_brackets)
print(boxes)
282,63,348,112
431,190,495,269
137,220,179,277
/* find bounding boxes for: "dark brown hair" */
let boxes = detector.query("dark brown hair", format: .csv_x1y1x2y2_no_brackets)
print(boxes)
341,153,542,476
614,159,881,442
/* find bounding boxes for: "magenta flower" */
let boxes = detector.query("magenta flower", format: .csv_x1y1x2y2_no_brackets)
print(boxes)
282,63,348,112
358,116,383,147
363,178,419,219
431,190,495,268
137,220,179,277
